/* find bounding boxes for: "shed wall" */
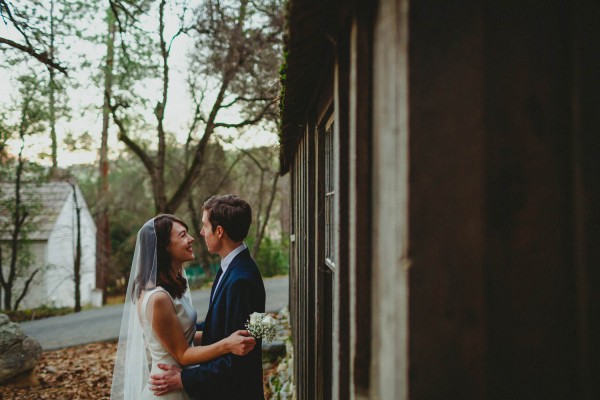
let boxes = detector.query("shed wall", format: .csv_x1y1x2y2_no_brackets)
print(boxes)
45,186,96,308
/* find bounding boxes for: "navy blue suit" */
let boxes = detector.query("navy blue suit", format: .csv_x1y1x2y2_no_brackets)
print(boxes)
182,249,266,399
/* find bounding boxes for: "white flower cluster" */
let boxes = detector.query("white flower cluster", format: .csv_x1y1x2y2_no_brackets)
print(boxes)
245,312,278,343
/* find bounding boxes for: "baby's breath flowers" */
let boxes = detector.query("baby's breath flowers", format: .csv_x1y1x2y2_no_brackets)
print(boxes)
245,312,277,343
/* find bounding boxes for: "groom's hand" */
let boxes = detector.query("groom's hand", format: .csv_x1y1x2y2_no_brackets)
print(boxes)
149,364,183,396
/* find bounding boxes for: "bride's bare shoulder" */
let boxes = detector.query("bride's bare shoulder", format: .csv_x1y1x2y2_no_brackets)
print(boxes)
147,289,172,304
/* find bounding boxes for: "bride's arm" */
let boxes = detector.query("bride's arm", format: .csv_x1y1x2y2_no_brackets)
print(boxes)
149,292,255,366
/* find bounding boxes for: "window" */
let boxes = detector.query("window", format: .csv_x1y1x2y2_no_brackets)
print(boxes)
324,119,335,269
318,112,335,400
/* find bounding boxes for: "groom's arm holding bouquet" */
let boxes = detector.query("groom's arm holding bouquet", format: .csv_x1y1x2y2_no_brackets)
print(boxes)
182,275,264,398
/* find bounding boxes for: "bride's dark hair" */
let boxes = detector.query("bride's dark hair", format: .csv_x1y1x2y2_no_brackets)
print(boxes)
154,214,189,299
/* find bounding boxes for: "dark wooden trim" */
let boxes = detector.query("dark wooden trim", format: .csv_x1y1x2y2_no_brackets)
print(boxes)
335,16,352,399
316,103,333,400
306,118,317,399
572,2,600,398
290,143,298,398
352,1,374,393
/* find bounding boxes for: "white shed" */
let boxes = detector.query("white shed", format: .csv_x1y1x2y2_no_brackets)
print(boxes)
0,181,96,309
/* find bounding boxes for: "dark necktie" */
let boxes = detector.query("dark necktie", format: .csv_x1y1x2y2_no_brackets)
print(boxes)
210,267,223,301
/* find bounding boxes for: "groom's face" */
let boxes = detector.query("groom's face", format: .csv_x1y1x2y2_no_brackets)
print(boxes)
201,210,221,255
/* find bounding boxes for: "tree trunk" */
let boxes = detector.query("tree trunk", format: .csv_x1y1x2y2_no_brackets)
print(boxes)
49,0,58,175
254,169,266,242
154,0,169,213
95,8,117,305
3,287,10,312
71,184,82,312
253,173,279,258
74,205,82,312
188,196,212,277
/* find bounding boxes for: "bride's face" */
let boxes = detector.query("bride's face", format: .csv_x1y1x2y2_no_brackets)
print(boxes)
167,222,195,265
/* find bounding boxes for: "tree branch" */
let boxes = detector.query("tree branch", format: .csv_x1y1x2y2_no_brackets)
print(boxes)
108,0,126,35
212,116,262,129
0,0,33,48
108,0,146,34
0,37,68,75
220,95,275,109
239,148,268,172
110,102,156,175
184,102,205,159
13,267,40,311
213,101,275,129
167,27,185,54
211,152,245,193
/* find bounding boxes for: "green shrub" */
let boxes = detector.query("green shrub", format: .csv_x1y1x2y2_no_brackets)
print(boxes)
255,237,289,277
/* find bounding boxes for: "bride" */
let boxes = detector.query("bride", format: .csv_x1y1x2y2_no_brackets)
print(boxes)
110,214,255,399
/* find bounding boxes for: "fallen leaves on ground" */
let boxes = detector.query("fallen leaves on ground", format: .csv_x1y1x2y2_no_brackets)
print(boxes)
0,341,280,399
0,341,117,400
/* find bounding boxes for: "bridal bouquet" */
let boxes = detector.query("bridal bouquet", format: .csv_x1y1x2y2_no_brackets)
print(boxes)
245,312,277,343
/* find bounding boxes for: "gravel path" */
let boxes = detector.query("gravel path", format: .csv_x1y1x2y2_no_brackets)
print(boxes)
21,275,288,350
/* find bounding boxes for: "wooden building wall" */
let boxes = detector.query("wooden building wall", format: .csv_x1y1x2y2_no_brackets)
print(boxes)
283,0,600,399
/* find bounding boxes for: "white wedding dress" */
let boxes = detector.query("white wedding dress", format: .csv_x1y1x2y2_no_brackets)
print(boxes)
139,287,197,400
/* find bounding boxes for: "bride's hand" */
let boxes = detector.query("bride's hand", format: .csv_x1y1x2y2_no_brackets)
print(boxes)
226,330,256,356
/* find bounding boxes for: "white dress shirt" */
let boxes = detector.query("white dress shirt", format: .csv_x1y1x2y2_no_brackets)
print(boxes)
211,242,247,300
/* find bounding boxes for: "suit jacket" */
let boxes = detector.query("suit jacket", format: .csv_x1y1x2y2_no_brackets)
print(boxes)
182,249,266,400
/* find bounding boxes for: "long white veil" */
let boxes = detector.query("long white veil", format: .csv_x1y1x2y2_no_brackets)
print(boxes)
110,219,157,399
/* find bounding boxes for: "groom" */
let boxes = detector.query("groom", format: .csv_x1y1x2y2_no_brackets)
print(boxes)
150,194,266,399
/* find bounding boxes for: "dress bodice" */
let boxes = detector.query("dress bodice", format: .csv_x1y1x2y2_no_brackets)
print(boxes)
141,287,197,354
139,287,197,400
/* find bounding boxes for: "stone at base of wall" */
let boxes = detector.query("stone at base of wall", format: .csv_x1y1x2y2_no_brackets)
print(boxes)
263,340,287,363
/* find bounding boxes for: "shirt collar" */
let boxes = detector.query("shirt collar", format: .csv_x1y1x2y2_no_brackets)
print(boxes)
220,243,247,274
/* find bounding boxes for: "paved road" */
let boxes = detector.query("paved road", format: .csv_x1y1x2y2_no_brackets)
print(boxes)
20,276,288,350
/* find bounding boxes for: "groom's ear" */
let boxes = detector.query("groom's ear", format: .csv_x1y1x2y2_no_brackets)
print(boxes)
216,225,224,239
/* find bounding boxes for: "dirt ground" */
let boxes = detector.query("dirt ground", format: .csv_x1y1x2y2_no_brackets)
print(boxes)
0,342,277,400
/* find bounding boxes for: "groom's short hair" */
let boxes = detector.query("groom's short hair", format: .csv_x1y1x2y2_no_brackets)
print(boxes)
203,194,252,242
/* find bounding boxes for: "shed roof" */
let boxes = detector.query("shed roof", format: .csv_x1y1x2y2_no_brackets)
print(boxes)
0,181,77,241
279,0,339,174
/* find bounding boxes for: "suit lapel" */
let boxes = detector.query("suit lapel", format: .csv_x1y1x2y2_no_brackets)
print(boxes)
208,249,249,309
209,267,223,301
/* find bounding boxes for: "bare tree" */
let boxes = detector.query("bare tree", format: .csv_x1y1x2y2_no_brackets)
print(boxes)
110,0,283,214
0,76,47,311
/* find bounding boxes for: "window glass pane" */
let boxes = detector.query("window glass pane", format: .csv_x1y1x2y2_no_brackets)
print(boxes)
325,122,335,266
